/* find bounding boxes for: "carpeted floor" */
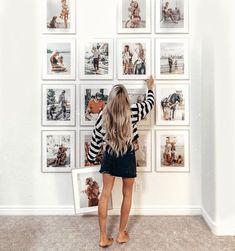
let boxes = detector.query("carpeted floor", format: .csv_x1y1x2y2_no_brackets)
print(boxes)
0,215,235,251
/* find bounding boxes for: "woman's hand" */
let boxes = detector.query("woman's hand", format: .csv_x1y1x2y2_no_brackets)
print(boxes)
146,75,154,90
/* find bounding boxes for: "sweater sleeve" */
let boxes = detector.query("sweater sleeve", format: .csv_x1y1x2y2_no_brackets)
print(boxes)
87,111,104,163
131,89,155,123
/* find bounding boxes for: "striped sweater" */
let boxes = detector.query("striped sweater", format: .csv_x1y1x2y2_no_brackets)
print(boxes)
87,89,155,163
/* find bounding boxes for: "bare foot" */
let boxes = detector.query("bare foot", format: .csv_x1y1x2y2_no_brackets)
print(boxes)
99,237,114,248
116,230,130,244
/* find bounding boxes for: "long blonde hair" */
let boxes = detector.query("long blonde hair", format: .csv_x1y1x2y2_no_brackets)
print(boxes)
102,84,133,157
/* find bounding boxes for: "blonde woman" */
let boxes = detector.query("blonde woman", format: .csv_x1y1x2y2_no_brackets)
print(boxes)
87,76,155,248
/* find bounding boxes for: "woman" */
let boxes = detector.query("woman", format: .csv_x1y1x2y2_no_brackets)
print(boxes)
87,76,155,248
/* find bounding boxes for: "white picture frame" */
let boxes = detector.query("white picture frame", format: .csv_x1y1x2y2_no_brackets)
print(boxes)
155,129,190,172
155,0,189,34
156,83,189,126
43,0,76,34
72,166,113,214
117,38,151,80
79,39,114,79
41,83,76,126
155,38,189,80
80,83,113,126
41,130,76,172
42,37,76,80
136,129,152,172
117,0,151,34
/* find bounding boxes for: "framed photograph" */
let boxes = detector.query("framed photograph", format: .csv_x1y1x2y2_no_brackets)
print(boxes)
41,130,76,172
155,38,189,80
80,84,112,126
79,39,113,79
80,130,105,168
44,0,76,34
135,129,152,172
125,84,152,126
156,130,189,172
117,38,151,80
42,38,76,80
41,84,76,126
155,0,189,33
156,84,189,125
117,0,151,33
72,166,113,214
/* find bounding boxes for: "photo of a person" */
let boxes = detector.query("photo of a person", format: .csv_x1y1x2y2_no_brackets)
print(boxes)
81,177,100,207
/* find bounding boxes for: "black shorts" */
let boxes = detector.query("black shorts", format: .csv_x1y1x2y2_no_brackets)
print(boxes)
99,146,137,178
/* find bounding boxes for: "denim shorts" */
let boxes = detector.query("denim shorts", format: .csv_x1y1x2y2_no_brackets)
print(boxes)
99,146,137,178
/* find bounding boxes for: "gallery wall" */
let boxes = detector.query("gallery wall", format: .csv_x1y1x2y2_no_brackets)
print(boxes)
0,0,202,215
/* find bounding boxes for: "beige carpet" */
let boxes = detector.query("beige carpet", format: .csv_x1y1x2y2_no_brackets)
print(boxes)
0,215,235,251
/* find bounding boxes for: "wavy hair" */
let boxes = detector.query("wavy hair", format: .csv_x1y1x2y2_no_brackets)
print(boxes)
102,84,133,157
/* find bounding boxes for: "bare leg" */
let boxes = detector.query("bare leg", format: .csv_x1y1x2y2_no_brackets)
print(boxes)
116,177,135,243
98,173,115,247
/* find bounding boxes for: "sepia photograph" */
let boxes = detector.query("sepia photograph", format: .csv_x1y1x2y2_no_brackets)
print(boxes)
80,130,105,167
44,0,75,33
156,130,189,172
117,38,151,79
80,84,112,126
155,38,189,79
80,39,113,79
72,167,113,214
42,84,75,126
156,84,189,125
118,0,151,33
155,0,189,33
41,130,75,172
42,38,76,80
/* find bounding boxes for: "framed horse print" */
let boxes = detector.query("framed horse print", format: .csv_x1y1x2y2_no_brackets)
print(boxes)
155,0,189,33
117,38,151,80
156,84,189,125
155,38,189,80
117,0,151,33
155,129,190,172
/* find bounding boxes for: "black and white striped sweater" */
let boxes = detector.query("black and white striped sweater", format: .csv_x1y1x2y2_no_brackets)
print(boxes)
87,89,155,163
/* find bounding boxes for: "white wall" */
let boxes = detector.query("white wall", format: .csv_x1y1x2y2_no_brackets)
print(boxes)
0,0,202,215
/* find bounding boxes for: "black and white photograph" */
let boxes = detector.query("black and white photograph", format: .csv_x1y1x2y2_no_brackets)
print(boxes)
155,0,189,33
118,0,151,33
72,167,113,214
156,84,189,125
80,39,113,79
155,38,189,79
80,84,112,126
44,0,75,33
42,84,75,126
117,38,151,79
41,130,76,172
156,130,189,172
42,38,76,80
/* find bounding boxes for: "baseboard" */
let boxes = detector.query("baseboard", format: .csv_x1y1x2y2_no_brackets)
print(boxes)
0,205,201,216
201,207,235,236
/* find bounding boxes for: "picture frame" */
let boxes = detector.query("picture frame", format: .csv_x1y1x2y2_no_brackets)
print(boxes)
117,0,151,33
155,38,189,80
117,38,151,80
43,0,76,34
41,130,76,172
41,84,76,126
124,83,153,126
156,83,189,126
80,130,105,168
72,166,113,214
42,37,76,80
79,83,113,126
136,129,152,172
79,39,114,79
155,129,190,172
155,0,189,34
